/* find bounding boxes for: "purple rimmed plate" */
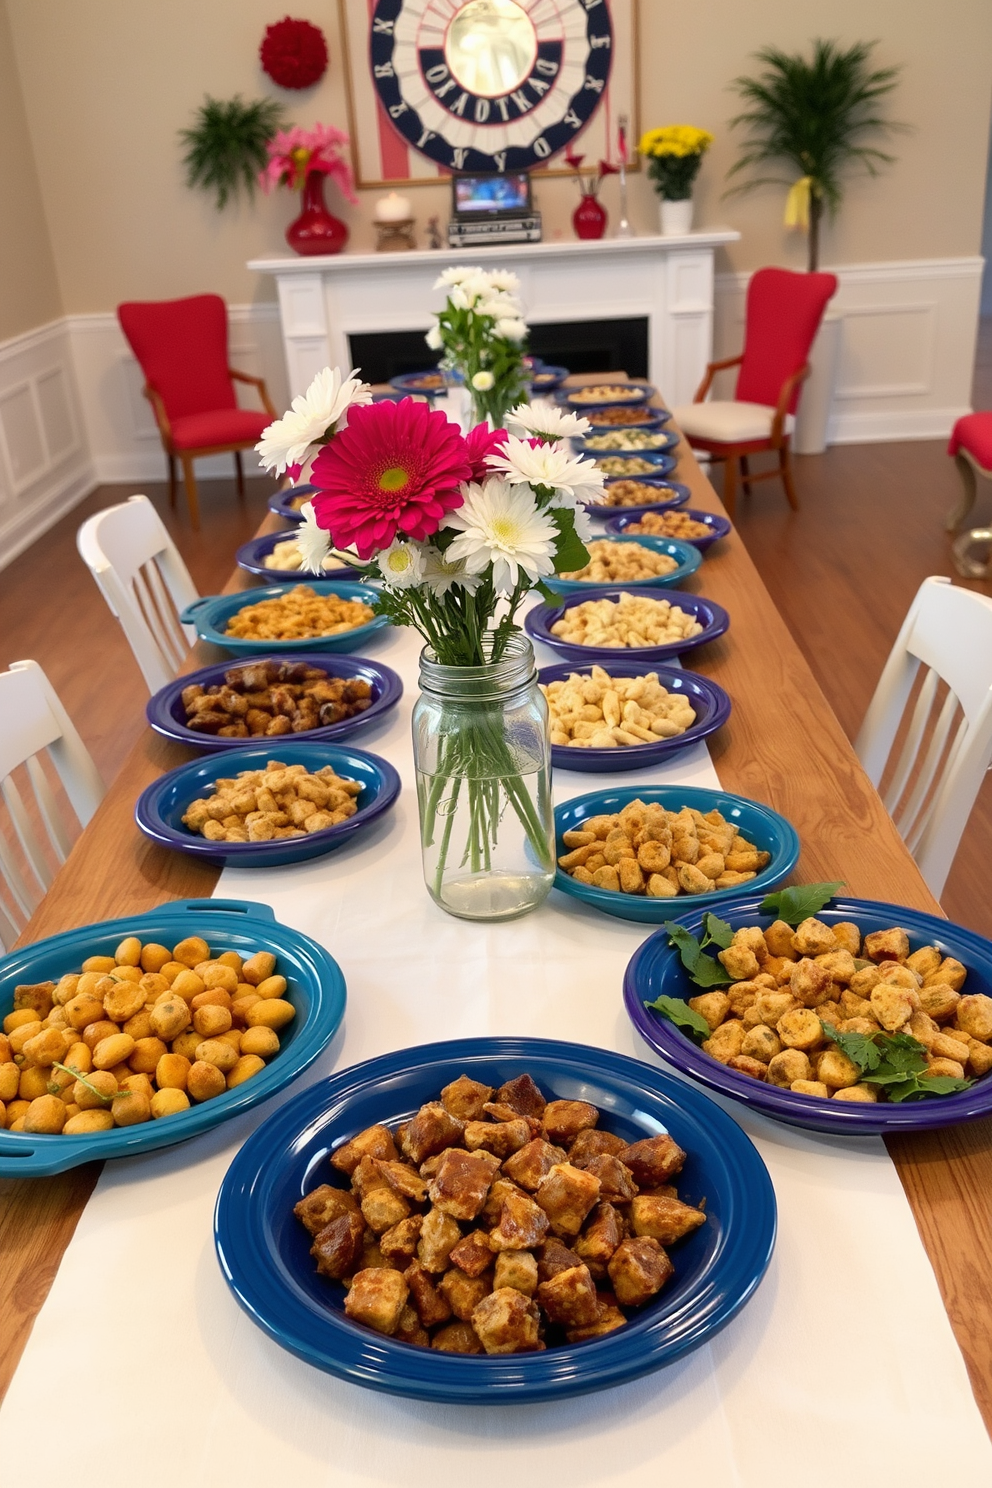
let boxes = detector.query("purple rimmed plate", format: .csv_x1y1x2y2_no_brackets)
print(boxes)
605,508,732,552
525,587,729,666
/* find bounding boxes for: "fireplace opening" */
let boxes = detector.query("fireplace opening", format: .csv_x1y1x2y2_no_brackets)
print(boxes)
347,317,649,386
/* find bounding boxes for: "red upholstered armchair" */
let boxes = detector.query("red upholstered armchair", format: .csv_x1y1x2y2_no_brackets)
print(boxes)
673,267,838,518
117,294,277,530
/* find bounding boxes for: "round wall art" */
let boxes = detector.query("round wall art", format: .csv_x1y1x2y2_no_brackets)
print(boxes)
369,0,614,173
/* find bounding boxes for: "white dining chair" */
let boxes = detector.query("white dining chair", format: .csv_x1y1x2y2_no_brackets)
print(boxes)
0,660,106,951
855,575,992,899
76,494,199,694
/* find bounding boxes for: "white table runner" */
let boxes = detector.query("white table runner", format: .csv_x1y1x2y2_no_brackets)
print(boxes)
2,617,990,1487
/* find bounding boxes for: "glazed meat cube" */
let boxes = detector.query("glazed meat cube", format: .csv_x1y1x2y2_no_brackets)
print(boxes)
574,1202,625,1271
361,1186,411,1235
228,662,274,691
427,1148,496,1221
495,1073,547,1118
187,710,229,734
537,1237,583,1281
374,1159,428,1203
331,1123,399,1176
863,928,911,963
566,1304,627,1343
489,1189,550,1251
463,1118,531,1158
607,1237,674,1308
343,1267,409,1336
618,1135,686,1188
310,1211,365,1280
481,1177,527,1228
293,1183,360,1236
537,1263,601,1328
501,1138,568,1191
568,1128,627,1164
493,1250,538,1296
542,1099,599,1144
393,1305,429,1348
401,1103,466,1165
471,1288,541,1355
449,1228,495,1278
351,1155,393,1201
440,1074,494,1121
379,1215,423,1262
440,1268,492,1322
181,683,205,709
403,1258,452,1327
431,1321,483,1354
630,1195,707,1246
416,1206,463,1273
579,1154,638,1204
535,1163,602,1237
482,1101,543,1132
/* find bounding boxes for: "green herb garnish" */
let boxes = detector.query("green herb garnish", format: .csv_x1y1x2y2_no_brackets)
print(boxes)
50,1061,130,1103
667,924,733,988
699,912,734,950
820,1025,973,1101
759,881,845,925
645,995,712,1042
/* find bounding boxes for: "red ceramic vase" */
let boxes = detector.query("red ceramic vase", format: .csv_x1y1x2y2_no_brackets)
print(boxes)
573,195,607,241
285,171,349,256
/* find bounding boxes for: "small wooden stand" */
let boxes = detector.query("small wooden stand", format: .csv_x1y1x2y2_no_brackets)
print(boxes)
374,218,416,252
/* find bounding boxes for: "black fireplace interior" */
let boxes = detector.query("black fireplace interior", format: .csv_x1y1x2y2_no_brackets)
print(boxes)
347,317,649,386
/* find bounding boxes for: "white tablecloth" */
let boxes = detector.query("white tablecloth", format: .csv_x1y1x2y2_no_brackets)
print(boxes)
2,617,990,1487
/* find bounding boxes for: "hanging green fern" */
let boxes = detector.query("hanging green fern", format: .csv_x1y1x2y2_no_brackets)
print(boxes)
180,95,285,210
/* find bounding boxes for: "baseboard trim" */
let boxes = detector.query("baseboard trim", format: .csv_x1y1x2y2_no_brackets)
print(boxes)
0,462,97,573
827,406,967,444
92,451,267,484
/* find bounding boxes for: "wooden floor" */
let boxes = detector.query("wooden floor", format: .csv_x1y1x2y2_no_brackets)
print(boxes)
3,362,992,939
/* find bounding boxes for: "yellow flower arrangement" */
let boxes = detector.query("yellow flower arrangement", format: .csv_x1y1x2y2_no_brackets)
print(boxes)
639,125,714,159
638,125,714,201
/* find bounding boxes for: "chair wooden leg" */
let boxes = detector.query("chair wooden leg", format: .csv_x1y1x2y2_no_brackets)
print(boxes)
740,455,752,496
779,444,799,511
180,454,200,531
167,455,177,509
234,449,245,499
722,457,738,519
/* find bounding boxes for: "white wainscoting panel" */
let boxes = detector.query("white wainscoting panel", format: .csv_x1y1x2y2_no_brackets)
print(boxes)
713,257,983,444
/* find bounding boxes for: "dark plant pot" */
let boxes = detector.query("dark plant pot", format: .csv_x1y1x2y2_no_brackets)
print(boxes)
573,195,607,241
286,170,349,256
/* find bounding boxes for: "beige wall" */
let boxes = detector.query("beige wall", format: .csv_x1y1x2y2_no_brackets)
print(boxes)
0,1,62,340
3,0,992,317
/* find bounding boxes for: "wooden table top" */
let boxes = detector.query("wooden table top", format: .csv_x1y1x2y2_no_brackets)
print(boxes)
2,389,991,1431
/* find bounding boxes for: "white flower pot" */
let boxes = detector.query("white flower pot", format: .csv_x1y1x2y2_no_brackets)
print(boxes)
659,198,694,236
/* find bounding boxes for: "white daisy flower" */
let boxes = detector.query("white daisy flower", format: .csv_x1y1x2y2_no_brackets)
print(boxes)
549,490,596,543
255,367,372,475
450,287,471,311
443,477,557,594
471,370,495,391
296,501,332,574
425,322,444,350
377,538,425,589
506,402,591,442
486,435,606,504
459,272,495,304
495,317,528,342
421,545,483,596
434,266,477,289
487,270,521,294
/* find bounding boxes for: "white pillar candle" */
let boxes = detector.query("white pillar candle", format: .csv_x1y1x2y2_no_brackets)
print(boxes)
375,192,412,222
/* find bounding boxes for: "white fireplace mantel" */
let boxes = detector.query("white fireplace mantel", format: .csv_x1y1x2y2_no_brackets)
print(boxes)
249,230,740,406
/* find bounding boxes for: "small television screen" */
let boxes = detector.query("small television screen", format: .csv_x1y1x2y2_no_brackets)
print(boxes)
453,172,531,217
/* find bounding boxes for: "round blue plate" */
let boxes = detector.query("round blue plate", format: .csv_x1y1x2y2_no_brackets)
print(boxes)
553,785,799,923
575,430,680,459
180,581,389,656
236,531,360,583
567,382,655,409
526,587,729,666
538,660,731,773
146,653,402,754
581,407,671,433
544,535,701,596
606,508,733,552
625,895,992,1133
587,451,678,479
388,369,448,397
215,1036,776,1403
589,478,692,521
135,741,401,868
0,899,346,1178
268,483,318,524
529,363,570,391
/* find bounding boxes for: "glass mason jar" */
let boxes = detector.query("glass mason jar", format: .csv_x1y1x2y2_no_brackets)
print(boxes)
412,633,556,921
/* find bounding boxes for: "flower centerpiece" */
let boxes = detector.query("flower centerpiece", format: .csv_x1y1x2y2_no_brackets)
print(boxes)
259,123,357,255
564,147,619,240
426,267,530,431
639,125,714,236
256,368,605,920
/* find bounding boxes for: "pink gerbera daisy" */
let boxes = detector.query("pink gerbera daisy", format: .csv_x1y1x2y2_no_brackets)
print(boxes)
309,399,471,559
464,422,509,484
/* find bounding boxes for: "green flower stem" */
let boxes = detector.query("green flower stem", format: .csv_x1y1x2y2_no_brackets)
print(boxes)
433,773,462,897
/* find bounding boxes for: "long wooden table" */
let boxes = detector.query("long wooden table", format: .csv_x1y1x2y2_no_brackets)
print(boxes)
3,396,992,1431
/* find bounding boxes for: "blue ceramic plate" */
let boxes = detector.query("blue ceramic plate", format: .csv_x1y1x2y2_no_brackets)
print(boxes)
589,479,692,522
180,582,389,656
529,363,570,391
538,660,731,773
0,899,346,1178
544,536,702,596
135,741,401,868
581,407,672,433
624,896,992,1133
146,653,403,754
553,786,799,923
566,382,656,409
236,531,360,583
388,369,448,396
215,1036,776,1404
526,587,729,666
606,508,733,552
268,483,318,524
574,430,680,460
587,451,678,479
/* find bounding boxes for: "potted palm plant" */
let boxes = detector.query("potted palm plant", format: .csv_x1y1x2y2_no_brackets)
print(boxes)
726,39,903,271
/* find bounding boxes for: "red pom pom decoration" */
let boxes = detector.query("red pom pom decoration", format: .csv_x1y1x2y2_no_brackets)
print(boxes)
260,16,328,90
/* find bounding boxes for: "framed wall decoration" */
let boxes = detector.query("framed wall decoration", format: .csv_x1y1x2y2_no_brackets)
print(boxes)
338,0,639,187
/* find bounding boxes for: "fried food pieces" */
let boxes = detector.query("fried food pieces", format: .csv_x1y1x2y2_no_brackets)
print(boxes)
621,510,714,540
597,457,667,477
550,594,704,649
294,1074,705,1354
559,540,679,584
224,584,375,641
262,538,348,573
541,665,696,750
181,759,361,843
181,659,374,739
601,481,685,510
585,430,670,450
